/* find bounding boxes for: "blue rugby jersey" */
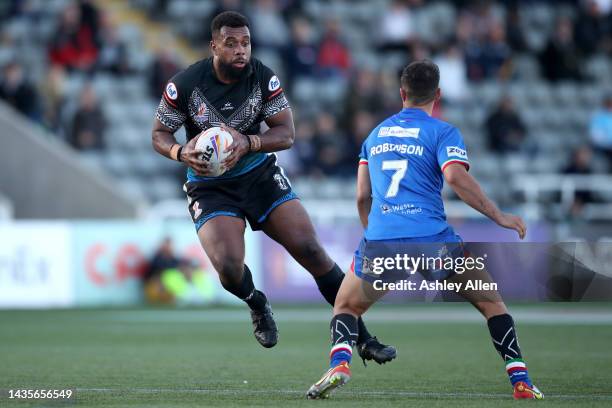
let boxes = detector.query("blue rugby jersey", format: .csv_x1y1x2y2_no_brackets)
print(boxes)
359,108,469,239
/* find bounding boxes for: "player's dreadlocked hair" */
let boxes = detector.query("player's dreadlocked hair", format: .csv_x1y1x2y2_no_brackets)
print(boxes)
211,11,250,37
400,60,440,106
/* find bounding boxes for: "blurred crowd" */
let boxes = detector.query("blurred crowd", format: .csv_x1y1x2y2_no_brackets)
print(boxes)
1,0,612,185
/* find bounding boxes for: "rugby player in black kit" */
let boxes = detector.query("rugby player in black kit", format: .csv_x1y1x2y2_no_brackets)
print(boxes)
151,11,395,364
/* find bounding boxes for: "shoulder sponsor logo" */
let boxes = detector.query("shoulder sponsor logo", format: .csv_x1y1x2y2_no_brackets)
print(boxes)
446,146,468,160
165,82,178,100
268,75,280,92
378,127,420,138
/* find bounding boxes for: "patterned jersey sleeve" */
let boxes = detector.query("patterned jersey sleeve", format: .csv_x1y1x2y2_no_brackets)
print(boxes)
359,140,369,165
259,64,290,119
437,126,470,172
155,73,188,132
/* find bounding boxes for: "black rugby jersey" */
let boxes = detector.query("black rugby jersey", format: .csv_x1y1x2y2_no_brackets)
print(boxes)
155,57,290,179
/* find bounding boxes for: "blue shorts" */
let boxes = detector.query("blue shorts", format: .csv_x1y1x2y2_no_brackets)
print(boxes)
352,227,465,283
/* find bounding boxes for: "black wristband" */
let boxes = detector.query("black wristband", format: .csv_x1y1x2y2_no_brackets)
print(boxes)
245,134,252,152
176,145,184,162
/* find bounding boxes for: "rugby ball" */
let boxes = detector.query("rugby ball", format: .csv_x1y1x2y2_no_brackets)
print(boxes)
194,127,233,177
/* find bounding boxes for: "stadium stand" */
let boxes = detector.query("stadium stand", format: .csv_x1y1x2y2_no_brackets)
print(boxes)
1,0,611,224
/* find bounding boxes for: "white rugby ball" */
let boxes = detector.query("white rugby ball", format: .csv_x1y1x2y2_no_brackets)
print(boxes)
194,127,234,177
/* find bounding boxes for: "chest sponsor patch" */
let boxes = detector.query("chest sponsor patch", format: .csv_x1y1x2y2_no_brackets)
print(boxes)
378,127,420,138
268,75,280,92
165,82,178,100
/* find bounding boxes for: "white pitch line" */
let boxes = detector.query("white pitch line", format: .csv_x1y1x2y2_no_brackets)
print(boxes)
76,387,612,401
100,308,612,325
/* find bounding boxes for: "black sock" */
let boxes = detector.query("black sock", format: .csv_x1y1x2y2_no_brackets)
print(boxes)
220,265,267,312
315,263,373,344
329,313,358,366
314,263,344,305
487,313,523,361
330,313,359,346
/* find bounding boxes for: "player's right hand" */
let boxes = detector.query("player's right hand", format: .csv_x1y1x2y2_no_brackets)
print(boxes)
495,212,527,239
181,135,215,176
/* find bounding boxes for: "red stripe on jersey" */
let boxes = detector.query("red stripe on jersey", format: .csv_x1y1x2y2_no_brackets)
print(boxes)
163,92,178,108
267,88,283,100
441,160,469,173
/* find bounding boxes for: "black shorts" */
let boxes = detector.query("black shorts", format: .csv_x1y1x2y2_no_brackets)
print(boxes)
184,155,298,232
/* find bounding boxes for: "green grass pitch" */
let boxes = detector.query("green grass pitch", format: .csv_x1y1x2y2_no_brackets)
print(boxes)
1,304,611,407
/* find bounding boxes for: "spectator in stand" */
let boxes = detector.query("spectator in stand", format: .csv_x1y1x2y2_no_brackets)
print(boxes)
69,84,106,151
96,12,131,76
378,0,415,52
539,17,582,82
313,112,352,177
316,19,351,78
575,0,612,56
291,121,318,177
249,0,289,51
148,48,180,100
456,1,500,46
283,17,318,86
0,62,41,121
505,4,527,52
434,44,468,104
40,64,67,134
344,68,385,128
590,94,612,168
48,2,99,72
465,22,512,81
346,109,376,166
564,145,595,215
200,0,245,42
485,96,527,153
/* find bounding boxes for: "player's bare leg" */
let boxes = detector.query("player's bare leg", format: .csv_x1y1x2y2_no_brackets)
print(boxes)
198,215,277,348
307,270,389,399
262,200,396,363
447,265,543,399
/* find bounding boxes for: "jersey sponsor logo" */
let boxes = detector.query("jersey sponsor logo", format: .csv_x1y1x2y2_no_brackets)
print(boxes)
220,101,234,111
378,126,420,138
379,203,423,215
165,82,178,100
370,143,424,157
268,75,280,92
446,146,468,159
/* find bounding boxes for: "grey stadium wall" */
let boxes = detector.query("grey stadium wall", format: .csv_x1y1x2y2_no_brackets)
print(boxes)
0,101,141,219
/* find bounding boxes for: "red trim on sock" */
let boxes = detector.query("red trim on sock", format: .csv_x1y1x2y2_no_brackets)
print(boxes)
507,366,527,374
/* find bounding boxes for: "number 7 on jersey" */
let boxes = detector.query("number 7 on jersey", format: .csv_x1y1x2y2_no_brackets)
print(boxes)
382,160,408,198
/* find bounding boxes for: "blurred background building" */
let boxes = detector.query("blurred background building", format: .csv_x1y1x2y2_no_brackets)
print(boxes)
1,0,611,307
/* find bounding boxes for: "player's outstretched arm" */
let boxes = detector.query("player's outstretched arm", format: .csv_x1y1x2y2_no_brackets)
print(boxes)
356,163,372,229
443,163,526,239
151,119,212,175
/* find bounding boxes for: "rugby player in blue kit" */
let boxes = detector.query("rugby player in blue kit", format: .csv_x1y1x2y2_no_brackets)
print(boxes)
306,61,543,400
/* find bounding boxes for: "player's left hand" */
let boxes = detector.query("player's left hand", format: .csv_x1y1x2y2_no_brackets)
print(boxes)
220,125,250,170
495,212,527,240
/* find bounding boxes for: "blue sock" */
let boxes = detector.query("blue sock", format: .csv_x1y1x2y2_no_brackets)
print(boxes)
329,343,352,367
506,358,532,387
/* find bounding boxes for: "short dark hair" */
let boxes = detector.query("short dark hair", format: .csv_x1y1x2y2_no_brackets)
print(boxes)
211,11,250,37
400,60,440,105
